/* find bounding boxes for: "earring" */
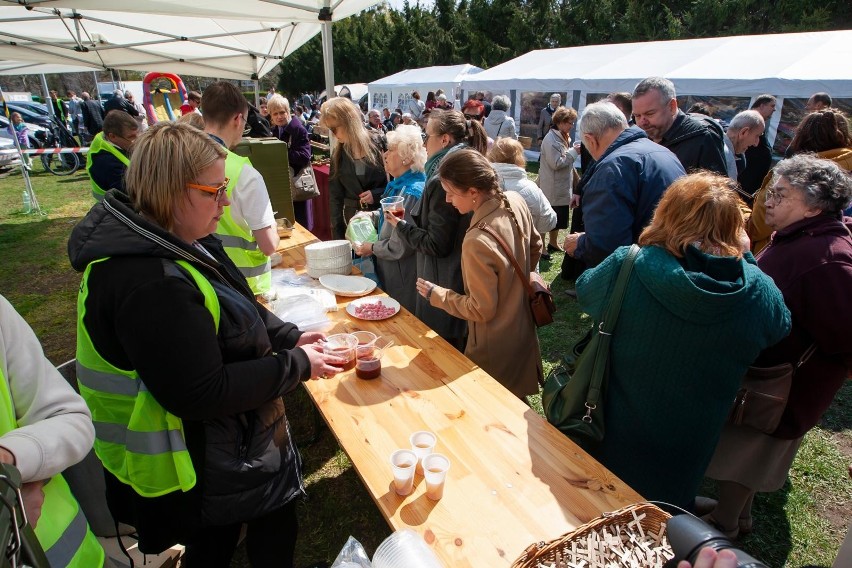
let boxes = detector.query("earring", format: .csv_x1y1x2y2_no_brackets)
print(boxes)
473,198,477,204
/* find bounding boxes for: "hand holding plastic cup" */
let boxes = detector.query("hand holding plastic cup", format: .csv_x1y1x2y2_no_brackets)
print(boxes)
322,333,358,373
390,449,417,496
422,453,450,501
380,196,405,220
409,431,436,474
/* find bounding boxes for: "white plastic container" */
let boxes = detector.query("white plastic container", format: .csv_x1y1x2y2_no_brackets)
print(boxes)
372,528,443,568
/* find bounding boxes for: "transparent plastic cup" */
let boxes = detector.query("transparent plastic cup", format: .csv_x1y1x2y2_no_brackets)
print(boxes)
422,453,450,501
390,449,417,496
372,528,442,568
380,196,405,220
323,333,358,372
409,431,436,475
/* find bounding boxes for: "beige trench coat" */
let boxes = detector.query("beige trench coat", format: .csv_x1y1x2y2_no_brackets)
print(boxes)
432,192,544,398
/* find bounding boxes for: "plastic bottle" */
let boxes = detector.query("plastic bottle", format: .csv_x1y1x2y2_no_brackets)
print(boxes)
22,190,32,214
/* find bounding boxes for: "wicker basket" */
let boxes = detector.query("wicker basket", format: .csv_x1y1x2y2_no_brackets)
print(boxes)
511,503,671,568
518,135,533,149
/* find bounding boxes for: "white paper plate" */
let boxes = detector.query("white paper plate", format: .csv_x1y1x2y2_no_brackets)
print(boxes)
346,296,401,320
319,274,377,297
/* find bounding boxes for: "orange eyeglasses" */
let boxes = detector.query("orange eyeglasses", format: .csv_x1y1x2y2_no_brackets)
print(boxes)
187,178,229,201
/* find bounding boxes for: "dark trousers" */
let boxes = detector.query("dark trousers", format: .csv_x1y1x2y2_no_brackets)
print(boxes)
181,500,299,568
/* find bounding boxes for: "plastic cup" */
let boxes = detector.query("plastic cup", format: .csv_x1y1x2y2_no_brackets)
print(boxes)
380,196,405,220
352,331,378,359
390,449,417,496
276,217,293,237
409,431,436,474
323,333,357,372
422,453,450,501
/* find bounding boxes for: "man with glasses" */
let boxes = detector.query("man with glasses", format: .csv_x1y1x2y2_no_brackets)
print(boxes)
203,81,279,295
86,110,138,202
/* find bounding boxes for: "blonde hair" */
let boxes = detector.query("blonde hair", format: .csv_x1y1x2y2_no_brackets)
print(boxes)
439,148,523,235
638,172,746,259
126,122,226,232
177,112,205,130
386,125,427,173
266,94,291,116
320,97,382,173
488,137,526,167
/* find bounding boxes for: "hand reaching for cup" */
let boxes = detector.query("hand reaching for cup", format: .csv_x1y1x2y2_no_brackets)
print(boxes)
299,343,346,379
353,241,374,257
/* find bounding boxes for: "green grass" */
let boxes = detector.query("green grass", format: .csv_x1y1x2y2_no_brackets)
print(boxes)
0,165,848,567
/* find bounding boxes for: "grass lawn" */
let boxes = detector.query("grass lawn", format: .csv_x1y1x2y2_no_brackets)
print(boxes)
0,164,849,567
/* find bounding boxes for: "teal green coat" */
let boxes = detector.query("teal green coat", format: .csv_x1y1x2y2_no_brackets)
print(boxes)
577,245,790,507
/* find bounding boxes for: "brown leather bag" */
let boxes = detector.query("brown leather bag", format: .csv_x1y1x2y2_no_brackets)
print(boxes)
730,344,816,434
475,221,556,327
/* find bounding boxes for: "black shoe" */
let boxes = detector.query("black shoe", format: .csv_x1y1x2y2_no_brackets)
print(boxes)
541,252,551,261
547,244,561,254
564,288,577,298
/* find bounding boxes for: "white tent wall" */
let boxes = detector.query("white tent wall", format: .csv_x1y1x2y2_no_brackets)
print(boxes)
368,64,483,112
461,30,852,151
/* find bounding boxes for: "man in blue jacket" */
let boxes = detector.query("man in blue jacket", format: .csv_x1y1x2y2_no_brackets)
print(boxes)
562,101,685,268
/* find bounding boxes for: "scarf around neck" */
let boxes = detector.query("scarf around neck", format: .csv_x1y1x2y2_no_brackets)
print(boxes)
424,142,465,179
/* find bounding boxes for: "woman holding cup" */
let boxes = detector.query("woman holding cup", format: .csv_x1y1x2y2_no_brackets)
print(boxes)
67,122,343,567
384,110,489,350
353,125,427,314
414,148,544,399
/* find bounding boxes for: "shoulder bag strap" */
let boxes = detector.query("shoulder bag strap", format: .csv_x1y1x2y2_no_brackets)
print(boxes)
584,244,641,412
796,343,817,369
475,221,535,299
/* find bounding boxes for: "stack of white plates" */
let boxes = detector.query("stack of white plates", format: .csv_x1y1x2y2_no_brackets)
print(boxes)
305,240,352,278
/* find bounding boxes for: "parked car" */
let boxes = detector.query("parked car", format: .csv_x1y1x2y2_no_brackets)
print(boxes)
0,137,19,168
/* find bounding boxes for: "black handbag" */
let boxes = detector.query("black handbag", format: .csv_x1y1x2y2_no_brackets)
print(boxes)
542,245,639,449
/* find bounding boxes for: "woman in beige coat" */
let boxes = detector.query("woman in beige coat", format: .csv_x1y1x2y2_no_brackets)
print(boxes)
414,149,543,399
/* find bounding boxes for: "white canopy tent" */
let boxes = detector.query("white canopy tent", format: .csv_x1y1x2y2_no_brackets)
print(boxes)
368,64,483,111
0,0,381,93
460,30,852,148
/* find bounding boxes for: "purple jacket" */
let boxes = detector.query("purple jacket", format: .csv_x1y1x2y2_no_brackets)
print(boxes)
272,117,311,173
756,214,852,438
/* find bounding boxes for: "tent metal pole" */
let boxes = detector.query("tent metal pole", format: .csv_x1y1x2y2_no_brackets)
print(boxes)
320,0,334,101
0,84,42,216
40,74,55,119
92,71,99,99
253,80,260,108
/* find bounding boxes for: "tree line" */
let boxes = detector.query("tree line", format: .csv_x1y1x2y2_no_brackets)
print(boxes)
276,0,850,97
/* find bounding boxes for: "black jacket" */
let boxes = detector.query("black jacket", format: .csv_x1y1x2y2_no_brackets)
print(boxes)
660,110,727,175
68,191,309,552
80,100,104,135
88,147,129,195
103,97,139,117
738,133,773,198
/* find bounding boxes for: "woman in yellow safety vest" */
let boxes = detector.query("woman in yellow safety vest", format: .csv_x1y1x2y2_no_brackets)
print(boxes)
68,122,344,567
0,294,104,567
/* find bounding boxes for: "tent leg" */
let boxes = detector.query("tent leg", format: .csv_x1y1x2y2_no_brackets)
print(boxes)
321,20,335,100
40,74,55,119
1,84,42,216
253,80,260,108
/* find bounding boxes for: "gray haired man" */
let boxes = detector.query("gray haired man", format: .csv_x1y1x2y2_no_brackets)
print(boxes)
723,110,765,180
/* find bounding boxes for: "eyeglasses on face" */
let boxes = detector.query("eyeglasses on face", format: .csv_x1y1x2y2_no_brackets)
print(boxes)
187,178,229,201
463,113,481,120
764,187,798,205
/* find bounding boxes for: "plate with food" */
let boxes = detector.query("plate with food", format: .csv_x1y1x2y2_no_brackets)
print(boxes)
319,274,378,297
346,296,401,321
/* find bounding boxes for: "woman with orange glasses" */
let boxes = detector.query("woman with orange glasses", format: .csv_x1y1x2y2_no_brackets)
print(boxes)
68,121,343,567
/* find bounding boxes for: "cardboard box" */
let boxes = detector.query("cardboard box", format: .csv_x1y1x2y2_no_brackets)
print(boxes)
99,536,183,568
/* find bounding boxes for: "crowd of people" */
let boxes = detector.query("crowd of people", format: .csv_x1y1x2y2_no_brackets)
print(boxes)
4,73,851,567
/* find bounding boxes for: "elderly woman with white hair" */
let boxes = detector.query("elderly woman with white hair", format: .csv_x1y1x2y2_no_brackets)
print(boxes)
353,125,427,313
268,94,312,226
484,95,518,140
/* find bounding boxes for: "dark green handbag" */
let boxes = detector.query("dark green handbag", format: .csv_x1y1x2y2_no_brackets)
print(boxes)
542,245,639,450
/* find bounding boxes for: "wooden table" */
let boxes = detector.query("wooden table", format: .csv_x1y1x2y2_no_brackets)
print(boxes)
276,222,320,253
280,245,643,567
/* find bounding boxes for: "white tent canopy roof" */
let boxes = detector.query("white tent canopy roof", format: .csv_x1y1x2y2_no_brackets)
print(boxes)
0,0,379,79
460,30,852,98
367,63,483,109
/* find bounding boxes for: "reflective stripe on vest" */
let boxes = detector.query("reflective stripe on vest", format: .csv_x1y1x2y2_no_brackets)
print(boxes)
0,365,105,567
76,258,220,498
214,151,272,294
85,132,130,202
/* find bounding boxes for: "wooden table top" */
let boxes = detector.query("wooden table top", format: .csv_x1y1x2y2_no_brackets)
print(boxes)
279,244,644,567
276,222,320,253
